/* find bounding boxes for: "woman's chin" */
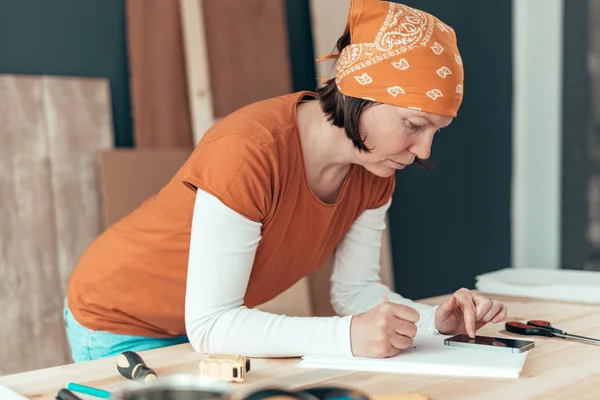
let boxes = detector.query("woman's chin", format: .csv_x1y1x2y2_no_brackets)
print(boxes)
365,164,397,178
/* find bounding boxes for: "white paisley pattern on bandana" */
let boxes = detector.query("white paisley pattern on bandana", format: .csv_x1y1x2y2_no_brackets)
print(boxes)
336,3,435,83
331,0,464,116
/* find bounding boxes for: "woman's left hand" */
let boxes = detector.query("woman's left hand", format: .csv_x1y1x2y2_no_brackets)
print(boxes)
434,288,507,337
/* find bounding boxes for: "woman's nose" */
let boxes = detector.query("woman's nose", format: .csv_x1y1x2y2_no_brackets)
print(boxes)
410,134,434,160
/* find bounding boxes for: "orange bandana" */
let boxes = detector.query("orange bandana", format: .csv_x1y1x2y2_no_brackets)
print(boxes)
323,0,464,117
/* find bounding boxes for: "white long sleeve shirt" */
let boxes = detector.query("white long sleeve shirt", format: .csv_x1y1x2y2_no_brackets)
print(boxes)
185,188,439,357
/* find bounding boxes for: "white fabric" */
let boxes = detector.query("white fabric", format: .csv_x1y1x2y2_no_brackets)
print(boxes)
185,189,438,357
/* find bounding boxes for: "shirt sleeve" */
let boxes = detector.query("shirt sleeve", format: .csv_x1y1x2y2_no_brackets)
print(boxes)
185,188,354,357
182,134,276,223
330,198,440,335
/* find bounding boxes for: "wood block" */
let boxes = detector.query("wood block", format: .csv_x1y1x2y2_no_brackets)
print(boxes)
0,75,70,374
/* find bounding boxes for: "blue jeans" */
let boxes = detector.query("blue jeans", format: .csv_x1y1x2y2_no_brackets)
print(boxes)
64,302,189,362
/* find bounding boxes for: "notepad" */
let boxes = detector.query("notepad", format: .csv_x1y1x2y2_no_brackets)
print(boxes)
298,334,531,379
475,268,600,303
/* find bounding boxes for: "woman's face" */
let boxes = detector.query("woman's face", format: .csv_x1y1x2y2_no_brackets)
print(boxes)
354,103,453,177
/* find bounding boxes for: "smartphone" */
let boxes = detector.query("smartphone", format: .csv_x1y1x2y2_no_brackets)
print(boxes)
444,334,535,353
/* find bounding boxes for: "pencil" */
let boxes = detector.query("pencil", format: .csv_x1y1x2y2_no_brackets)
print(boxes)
383,296,416,349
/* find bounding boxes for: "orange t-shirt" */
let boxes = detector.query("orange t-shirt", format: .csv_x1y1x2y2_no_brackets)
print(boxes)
67,91,395,337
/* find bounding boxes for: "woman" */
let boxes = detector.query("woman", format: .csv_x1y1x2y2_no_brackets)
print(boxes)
65,0,507,362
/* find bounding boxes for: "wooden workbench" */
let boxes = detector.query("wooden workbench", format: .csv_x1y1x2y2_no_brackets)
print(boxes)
1,294,600,400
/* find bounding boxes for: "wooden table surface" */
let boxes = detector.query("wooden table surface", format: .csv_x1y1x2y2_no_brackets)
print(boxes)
2,294,600,400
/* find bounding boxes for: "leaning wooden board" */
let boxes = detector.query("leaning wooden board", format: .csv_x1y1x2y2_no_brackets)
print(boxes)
0,75,113,375
2,295,600,400
125,0,194,148
44,77,113,294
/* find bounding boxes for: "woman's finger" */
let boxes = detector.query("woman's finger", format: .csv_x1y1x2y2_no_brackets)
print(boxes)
391,317,418,339
454,291,477,338
481,301,503,322
492,304,508,323
389,333,415,350
436,295,457,321
474,297,493,320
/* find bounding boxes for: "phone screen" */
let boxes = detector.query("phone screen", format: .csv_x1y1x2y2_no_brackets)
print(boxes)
444,334,535,353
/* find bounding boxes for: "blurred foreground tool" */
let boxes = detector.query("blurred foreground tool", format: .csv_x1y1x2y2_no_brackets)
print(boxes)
372,393,429,400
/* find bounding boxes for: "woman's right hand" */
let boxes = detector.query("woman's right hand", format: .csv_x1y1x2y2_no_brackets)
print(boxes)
349,301,419,358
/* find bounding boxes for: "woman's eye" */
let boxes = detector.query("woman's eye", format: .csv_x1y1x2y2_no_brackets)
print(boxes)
407,122,421,130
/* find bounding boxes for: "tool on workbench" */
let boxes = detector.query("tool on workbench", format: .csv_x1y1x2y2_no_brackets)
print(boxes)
55,388,83,400
65,382,112,399
117,351,157,383
198,353,251,383
506,320,600,345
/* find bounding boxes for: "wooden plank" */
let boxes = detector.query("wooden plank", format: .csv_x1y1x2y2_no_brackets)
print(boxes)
201,0,293,118
44,76,113,294
0,75,70,375
179,0,215,144
125,0,194,148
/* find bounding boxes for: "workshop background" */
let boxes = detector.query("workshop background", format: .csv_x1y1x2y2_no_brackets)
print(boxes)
0,0,592,374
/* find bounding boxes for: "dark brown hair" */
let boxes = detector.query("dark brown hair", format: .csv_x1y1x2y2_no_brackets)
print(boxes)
316,29,432,170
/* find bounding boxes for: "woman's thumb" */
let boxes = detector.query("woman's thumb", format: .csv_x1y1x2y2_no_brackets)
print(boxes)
438,295,456,319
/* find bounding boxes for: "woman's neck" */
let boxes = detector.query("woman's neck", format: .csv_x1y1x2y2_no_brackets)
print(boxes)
296,99,357,203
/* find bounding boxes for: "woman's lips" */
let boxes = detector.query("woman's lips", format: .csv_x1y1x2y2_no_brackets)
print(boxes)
389,159,406,169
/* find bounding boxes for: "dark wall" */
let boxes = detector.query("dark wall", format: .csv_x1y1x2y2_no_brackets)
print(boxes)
561,0,591,271
285,0,317,92
387,0,514,299
0,0,133,147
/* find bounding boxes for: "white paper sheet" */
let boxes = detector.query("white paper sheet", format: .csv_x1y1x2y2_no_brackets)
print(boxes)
298,334,531,379
475,268,600,303
0,386,29,400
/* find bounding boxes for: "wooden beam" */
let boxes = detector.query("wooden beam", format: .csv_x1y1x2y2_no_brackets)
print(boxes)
179,0,215,144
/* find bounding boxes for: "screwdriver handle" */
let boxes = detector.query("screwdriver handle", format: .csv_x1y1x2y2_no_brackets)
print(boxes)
117,351,157,383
